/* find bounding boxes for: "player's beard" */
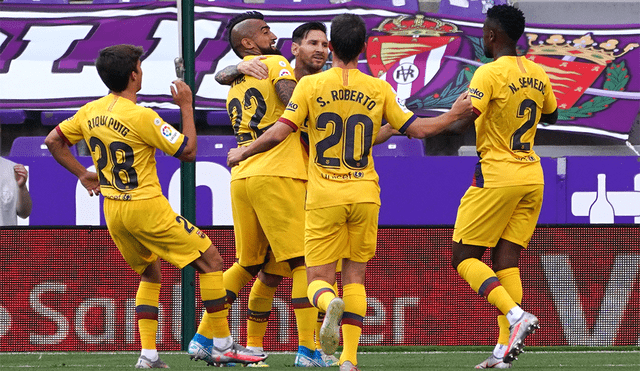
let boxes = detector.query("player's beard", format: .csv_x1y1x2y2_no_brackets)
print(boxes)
260,46,282,56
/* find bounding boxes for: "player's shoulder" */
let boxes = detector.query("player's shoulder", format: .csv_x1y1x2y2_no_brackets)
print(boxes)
262,55,292,68
522,57,548,75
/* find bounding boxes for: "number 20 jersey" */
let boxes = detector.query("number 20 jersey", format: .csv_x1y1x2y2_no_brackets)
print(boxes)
468,56,557,188
56,94,187,200
227,55,307,181
280,67,416,210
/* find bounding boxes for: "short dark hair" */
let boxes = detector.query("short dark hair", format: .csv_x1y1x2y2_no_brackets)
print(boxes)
226,11,264,57
486,4,525,43
95,44,144,93
292,22,327,45
330,14,366,64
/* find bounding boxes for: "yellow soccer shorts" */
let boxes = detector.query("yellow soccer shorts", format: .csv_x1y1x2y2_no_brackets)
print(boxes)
230,176,306,277
104,196,212,275
452,184,543,248
305,203,379,267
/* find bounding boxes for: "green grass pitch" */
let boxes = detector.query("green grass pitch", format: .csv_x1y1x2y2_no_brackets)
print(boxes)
1,347,638,370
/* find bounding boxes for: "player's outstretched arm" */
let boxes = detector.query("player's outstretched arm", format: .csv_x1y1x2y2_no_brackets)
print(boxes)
227,120,294,167
405,92,474,139
374,123,401,145
45,130,100,196
215,57,269,85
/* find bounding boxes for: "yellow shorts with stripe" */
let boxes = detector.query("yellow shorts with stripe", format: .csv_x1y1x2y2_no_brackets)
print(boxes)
230,176,306,277
103,196,212,275
452,184,543,248
305,203,379,267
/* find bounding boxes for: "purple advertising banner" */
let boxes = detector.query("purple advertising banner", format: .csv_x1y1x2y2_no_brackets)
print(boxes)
5,154,640,226
566,157,640,224
2,154,606,227
0,1,638,139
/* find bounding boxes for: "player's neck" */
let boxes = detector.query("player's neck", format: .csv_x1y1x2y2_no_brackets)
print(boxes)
295,65,320,80
112,90,137,103
332,57,358,70
492,45,518,60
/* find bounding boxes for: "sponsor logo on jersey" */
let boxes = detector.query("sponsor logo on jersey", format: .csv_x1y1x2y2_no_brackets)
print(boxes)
161,123,180,144
279,61,287,67
154,118,162,126
196,230,206,239
468,87,484,99
286,101,298,112
279,69,291,77
354,172,364,178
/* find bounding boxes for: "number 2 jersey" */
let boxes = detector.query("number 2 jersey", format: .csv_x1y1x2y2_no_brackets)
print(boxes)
280,67,416,210
468,55,557,188
227,55,307,181
56,94,187,200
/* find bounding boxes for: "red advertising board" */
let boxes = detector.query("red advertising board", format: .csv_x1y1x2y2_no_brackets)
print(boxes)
0,226,638,351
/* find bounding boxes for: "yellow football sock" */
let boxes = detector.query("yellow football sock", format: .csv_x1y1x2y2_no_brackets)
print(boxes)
456,258,517,315
496,267,522,344
291,266,318,350
339,283,366,366
307,280,336,313
197,271,230,339
246,278,277,348
223,263,254,305
135,281,161,350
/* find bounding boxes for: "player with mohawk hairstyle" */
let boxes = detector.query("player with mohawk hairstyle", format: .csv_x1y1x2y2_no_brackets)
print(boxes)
227,13,472,371
190,12,325,367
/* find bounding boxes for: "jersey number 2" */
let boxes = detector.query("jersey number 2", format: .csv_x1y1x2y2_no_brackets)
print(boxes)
511,98,537,152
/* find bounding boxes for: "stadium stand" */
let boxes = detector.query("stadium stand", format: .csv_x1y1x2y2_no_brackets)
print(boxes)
373,135,425,157
2,0,69,3
206,110,232,127
92,0,154,4
156,109,181,124
197,135,237,156
9,136,77,157
40,111,75,126
41,109,180,125
0,110,27,125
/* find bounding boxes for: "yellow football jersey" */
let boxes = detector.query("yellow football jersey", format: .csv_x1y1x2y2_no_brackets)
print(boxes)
57,94,186,200
468,56,557,188
280,67,416,210
227,55,307,181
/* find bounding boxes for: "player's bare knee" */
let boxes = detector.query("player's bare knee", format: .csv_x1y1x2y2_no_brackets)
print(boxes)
257,271,282,287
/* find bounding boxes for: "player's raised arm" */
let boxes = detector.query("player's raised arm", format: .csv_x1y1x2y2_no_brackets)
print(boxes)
170,80,198,162
215,56,269,85
404,92,474,139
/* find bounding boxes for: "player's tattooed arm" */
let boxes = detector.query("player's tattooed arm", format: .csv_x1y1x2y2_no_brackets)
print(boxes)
275,79,297,106
215,57,269,86
215,65,242,86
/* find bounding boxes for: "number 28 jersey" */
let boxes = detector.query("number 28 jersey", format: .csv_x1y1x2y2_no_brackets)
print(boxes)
280,67,415,210
468,56,557,188
56,94,187,200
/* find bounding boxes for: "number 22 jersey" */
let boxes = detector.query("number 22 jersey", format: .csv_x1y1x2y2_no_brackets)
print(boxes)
56,94,187,200
468,55,557,188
